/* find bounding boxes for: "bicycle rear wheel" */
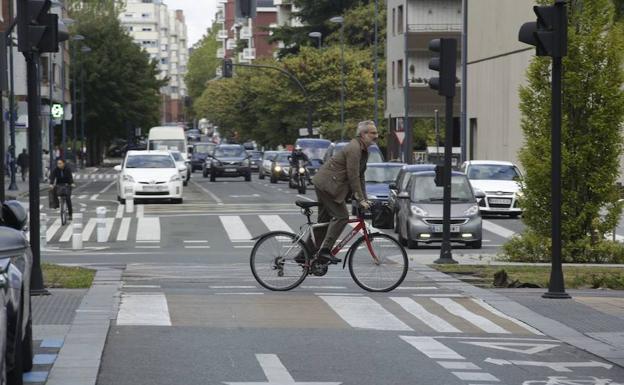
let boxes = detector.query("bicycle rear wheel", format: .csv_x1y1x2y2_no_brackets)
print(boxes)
60,199,67,226
348,233,408,292
250,231,310,291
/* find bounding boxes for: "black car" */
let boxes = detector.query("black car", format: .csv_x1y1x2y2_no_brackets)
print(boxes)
186,129,202,142
269,152,291,183
0,201,34,384
209,144,252,181
190,143,216,173
247,150,263,172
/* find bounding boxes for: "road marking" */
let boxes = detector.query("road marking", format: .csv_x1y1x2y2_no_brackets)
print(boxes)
184,246,211,249
301,286,346,290
136,205,144,218
82,218,96,241
470,298,544,335
461,341,558,355
259,215,294,233
431,298,510,334
214,292,263,295
97,174,104,179
482,220,516,239
117,293,171,326
319,296,412,331
116,218,131,241
396,286,438,290
219,216,252,241
484,358,612,372
59,224,73,242
89,194,99,201
413,293,465,297
296,194,315,202
438,361,481,370
136,217,160,241
452,372,500,382
136,246,161,249
191,180,223,204
233,245,253,249
210,286,257,289
183,240,209,243
400,336,465,359
123,285,161,289
115,204,124,219
390,297,461,333
46,219,62,241
101,218,115,242
78,194,87,199
99,180,116,194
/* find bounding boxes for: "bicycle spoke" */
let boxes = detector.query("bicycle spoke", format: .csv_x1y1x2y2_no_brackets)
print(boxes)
349,233,408,292
250,231,309,291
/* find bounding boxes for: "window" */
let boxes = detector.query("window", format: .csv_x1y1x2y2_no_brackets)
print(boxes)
142,27,152,31
397,5,403,34
124,13,133,18
391,61,395,87
469,118,477,160
141,13,150,18
392,8,396,36
397,59,403,87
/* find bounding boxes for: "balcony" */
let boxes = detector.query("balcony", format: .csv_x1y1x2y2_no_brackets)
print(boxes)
243,48,256,61
240,26,252,40
226,39,237,50
238,53,250,64
217,29,228,40
216,14,225,24
216,48,225,59
406,23,461,51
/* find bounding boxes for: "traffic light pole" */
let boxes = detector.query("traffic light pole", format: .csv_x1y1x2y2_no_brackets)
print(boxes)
435,95,457,264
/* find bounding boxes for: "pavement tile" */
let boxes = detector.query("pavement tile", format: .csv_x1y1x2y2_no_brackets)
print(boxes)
40,339,64,348
33,353,57,365
22,371,49,383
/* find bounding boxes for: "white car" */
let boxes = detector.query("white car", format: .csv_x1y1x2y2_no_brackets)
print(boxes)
460,160,523,217
114,150,185,204
170,150,190,186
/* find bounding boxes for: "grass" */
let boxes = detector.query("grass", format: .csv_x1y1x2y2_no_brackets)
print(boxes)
430,264,624,290
42,263,96,289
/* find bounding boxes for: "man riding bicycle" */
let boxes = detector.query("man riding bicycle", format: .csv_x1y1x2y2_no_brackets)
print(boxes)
306,120,378,264
49,159,75,221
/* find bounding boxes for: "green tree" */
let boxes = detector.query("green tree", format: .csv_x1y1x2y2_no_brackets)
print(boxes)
504,0,624,262
185,24,220,103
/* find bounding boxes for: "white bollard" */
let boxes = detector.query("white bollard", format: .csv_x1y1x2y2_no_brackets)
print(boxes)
72,213,83,250
124,186,134,213
40,213,47,248
96,207,107,243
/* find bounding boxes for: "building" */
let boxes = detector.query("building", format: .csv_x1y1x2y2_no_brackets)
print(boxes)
120,0,189,123
385,0,462,160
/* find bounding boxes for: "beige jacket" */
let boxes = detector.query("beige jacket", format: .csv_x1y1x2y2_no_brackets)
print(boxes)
312,138,368,203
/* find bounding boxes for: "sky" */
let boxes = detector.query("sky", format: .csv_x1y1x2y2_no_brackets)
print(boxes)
163,0,219,47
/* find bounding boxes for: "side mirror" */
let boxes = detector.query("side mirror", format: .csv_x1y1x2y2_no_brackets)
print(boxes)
114,165,122,172
389,182,397,190
398,192,410,199
474,190,486,199
177,165,187,172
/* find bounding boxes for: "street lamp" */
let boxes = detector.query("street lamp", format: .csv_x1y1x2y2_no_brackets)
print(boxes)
80,46,91,168
329,16,345,139
308,31,322,49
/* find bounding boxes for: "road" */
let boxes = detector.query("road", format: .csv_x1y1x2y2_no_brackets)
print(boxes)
28,165,624,385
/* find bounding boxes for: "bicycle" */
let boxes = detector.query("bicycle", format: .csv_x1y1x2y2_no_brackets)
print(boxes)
55,184,71,226
250,200,408,292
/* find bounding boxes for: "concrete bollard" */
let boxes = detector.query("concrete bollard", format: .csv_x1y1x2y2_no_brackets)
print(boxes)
72,213,83,250
40,213,47,248
96,207,107,243
124,186,134,213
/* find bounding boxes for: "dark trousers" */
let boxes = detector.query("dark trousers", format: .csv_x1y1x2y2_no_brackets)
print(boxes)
20,166,27,181
62,194,73,216
306,188,349,253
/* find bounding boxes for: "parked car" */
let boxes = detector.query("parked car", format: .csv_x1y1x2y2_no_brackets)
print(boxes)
114,151,185,203
268,152,292,184
388,164,437,231
169,150,190,186
186,129,202,142
208,144,252,182
191,143,216,174
247,150,263,172
323,141,384,164
0,200,34,385
351,163,405,215
460,160,523,218
258,151,280,180
395,171,484,249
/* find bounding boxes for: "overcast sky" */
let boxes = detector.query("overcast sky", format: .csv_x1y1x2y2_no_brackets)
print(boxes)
163,0,219,47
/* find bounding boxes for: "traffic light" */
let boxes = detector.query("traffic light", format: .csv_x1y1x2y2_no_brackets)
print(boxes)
428,38,457,98
17,0,69,53
222,59,233,78
518,0,567,57
236,0,257,19
434,165,444,187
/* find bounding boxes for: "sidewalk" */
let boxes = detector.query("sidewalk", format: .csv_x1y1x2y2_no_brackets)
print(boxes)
3,176,49,200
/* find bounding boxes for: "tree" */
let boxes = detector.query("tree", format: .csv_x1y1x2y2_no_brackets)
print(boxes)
504,0,624,262
185,24,220,103
68,0,166,165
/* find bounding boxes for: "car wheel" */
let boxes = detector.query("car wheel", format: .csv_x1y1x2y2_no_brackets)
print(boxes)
183,180,188,186
398,224,407,246
509,213,521,219
7,290,24,385
210,174,216,182
245,174,251,182
172,198,183,204
468,239,482,249
407,237,419,249
259,171,265,180
117,196,126,205
270,174,277,184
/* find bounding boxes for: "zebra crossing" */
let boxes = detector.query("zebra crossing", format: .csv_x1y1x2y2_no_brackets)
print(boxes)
73,173,117,181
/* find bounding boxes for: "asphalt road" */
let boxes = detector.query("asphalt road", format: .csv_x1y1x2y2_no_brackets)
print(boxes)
24,165,624,385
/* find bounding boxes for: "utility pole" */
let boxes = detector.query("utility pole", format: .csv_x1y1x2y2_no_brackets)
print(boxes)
460,0,468,163
403,2,412,164
373,0,379,127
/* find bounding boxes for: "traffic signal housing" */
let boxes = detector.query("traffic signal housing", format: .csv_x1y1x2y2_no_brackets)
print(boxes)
236,0,257,19
222,59,233,78
518,0,567,57
428,38,457,98
17,0,69,53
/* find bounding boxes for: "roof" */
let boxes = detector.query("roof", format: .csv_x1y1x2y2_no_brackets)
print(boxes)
367,162,405,168
126,150,172,156
466,160,516,166
409,170,466,177
403,164,436,171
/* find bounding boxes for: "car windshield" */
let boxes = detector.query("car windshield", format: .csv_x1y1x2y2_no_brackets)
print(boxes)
149,139,185,152
125,155,175,169
194,144,215,154
365,166,402,184
368,148,384,163
188,129,200,135
214,147,245,158
275,153,290,162
170,152,183,161
468,164,521,181
297,140,330,160
411,175,474,203
263,152,277,160
249,151,263,160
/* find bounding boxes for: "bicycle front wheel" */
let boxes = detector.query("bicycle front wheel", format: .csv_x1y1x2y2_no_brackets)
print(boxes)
348,233,408,292
60,200,67,226
250,231,310,291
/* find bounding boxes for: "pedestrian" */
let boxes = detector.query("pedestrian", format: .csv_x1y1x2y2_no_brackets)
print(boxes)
16,149,28,182
302,120,379,264
42,150,50,179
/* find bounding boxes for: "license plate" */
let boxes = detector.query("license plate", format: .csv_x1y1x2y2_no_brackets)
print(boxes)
225,168,237,172
489,198,512,204
144,185,165,192
432,225,461,233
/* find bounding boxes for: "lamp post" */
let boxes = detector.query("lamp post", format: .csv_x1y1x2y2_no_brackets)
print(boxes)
80,46,91,168
329,16,345,140
7,0,17,191
308,31,322,49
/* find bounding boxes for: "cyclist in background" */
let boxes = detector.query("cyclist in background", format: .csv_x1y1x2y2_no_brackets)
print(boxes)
49,159,75,220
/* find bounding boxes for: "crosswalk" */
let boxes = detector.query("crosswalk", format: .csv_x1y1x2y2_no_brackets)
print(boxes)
74,173,117,181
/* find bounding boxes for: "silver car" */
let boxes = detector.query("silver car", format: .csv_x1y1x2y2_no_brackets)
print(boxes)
396,171,484,249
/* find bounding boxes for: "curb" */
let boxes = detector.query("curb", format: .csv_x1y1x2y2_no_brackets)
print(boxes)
413,264,624,368
44,267,122,385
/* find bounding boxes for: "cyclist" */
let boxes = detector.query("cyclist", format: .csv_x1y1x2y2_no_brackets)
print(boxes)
306,120,378,264
49,159,75,220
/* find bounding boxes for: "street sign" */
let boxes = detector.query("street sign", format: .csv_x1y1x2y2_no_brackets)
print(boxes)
298,127,319,136
51,103,64,119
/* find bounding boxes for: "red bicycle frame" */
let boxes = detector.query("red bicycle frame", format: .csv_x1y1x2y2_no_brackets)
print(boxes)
330,216,380,265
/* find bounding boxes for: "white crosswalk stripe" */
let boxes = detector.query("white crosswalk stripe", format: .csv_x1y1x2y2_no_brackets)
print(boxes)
136,217,160,242
390,297,461,333
116,218,131,241
219,215,252,241
431,297,510,334
259,215,294,233
319,295,413,331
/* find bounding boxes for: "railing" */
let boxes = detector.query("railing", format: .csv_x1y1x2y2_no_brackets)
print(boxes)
226,39,237,50
407,23,462,32
217,30,228,40
243,48,256,60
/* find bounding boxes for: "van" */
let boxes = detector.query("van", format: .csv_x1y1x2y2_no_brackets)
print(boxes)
148,126,188,160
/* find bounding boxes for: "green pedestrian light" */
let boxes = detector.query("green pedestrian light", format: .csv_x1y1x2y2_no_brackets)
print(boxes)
51,103,64,119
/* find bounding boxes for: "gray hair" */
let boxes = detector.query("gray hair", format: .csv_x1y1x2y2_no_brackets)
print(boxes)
357,120,376,137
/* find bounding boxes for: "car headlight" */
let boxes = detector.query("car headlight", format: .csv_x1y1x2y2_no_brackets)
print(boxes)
410,205,428,216
122,174,134,182
463,205,479,216
298,167,305,174
275,165,281,172
170,174,181,182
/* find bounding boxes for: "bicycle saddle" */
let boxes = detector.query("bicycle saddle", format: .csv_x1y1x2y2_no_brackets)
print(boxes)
295,200,319,209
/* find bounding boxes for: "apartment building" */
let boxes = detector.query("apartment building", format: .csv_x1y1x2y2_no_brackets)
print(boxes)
385,0,462,159
120,0,189,123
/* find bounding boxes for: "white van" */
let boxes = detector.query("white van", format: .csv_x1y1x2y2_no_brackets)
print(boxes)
148,126,188,160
